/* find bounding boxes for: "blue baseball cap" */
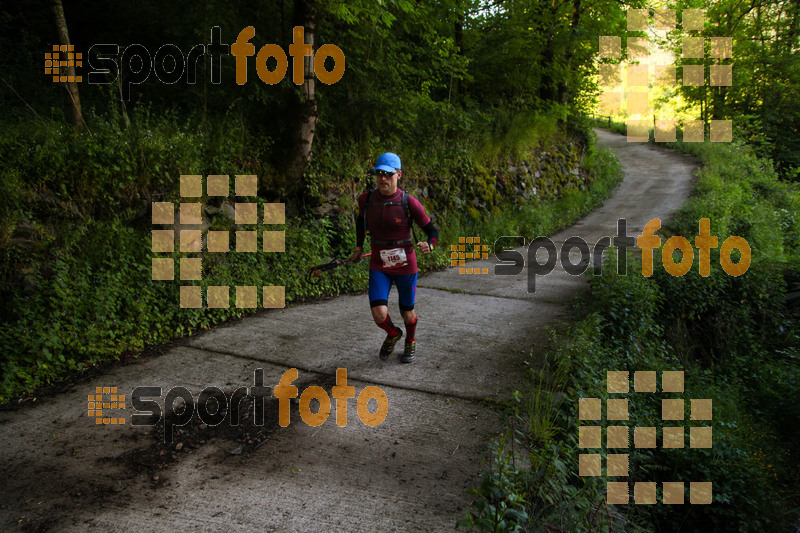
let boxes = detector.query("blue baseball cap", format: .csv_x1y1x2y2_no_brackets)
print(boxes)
373,152,401,173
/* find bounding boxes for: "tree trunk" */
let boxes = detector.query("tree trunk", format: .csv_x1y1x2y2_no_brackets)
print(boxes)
454,14,463,55
287,0,319,192
557,0,582,111
538,34,557,105
537,1,568,108
51,0,84,129
711,82,726,120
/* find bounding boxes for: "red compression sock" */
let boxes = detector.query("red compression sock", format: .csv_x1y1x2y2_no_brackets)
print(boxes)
377,316,401,337
405,316,418,342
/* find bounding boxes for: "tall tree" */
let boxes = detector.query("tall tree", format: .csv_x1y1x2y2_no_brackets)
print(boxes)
286,0,319,191
51,0,84,129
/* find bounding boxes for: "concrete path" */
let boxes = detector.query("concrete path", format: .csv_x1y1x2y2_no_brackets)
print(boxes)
0,130,696,532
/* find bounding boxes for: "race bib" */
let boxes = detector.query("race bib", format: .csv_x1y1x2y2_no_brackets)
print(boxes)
380,247,408,269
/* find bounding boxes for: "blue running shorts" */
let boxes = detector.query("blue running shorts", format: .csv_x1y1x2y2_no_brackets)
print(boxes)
368,270,418,311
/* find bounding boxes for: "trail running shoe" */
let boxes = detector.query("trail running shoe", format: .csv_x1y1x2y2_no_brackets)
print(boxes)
379,330,403,361
401,340,415,363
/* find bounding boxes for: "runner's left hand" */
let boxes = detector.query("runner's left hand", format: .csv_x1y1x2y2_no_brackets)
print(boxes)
417,242,431,255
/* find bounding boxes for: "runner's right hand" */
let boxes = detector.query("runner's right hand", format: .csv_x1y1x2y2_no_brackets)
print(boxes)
349,247,363,262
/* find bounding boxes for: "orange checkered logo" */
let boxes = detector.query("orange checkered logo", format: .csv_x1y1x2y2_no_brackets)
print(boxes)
579,370,713,505
151,174,286,309
45,44,82,83
451,236,490,275
88,386,126,425
598,9,733,142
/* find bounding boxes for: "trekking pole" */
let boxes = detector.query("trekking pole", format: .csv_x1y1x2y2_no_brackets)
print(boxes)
308,253,371,278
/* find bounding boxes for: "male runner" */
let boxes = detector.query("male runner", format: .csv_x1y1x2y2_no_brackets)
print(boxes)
349,152,438,363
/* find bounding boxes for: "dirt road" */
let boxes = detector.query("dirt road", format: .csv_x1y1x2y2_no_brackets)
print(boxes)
0,130,696,532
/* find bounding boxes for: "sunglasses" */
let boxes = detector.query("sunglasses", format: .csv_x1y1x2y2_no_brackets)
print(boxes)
371,169,396,178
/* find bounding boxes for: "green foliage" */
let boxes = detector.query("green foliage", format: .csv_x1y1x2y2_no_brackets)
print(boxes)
664,0,800,177
589,250,668,362
665,139,800,262
0,109,259,222
0,213,372,402
585,256,799,531
461,319,649,532
465,0,635,112
0,109,620,403
465,135,800,531
593,141,800,530
459,428,531,533
478,109,562,162
0,0,637,406
589,116,626,137
441,137,623,256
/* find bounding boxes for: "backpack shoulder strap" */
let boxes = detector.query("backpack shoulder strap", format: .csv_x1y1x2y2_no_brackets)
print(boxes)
403,191,422,244
402,191,412,227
